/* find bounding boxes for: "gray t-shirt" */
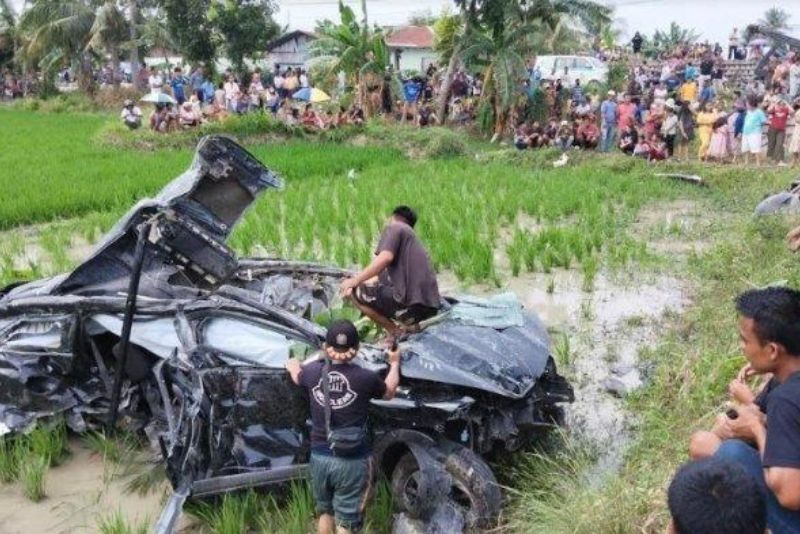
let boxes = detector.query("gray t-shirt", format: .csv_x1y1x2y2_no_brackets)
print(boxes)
376,222,440,309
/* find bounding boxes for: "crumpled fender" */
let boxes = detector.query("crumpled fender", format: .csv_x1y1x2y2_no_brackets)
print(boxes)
373,429,453,519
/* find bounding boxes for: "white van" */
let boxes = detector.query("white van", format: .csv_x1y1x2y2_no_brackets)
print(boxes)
534,55,608,86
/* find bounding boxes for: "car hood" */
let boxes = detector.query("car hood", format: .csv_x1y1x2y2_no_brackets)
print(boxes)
399,312,551,399
56,136,281,297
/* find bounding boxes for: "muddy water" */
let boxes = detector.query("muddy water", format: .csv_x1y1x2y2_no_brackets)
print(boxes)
442,269,688,474
0,440,173,533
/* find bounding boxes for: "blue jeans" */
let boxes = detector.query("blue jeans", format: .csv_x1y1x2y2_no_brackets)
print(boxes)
715,439,800,534
601,124,616,152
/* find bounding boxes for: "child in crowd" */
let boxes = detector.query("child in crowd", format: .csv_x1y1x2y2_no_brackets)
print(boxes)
706,116,730,162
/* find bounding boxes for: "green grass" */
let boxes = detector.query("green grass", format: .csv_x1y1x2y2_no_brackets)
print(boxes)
0,421,69,502
19,455,48,502
189,481,394,534
96,509,149,534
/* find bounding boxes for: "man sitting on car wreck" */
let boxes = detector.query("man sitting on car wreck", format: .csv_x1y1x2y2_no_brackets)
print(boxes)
339,206,440,341
286,320,401,534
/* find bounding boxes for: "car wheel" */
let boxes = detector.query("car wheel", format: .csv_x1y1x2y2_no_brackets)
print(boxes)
390,444,502,528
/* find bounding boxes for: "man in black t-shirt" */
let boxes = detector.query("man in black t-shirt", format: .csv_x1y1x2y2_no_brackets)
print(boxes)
690,287,800,532
340,206,440,339
286,320,400,534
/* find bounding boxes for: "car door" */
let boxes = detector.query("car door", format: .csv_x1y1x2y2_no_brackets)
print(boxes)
197,314,315,475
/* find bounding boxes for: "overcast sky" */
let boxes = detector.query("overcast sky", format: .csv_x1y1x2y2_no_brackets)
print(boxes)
7,0,799,46
275,0,798,45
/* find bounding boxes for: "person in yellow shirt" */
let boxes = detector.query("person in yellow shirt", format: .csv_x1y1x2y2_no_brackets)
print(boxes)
679,79,698,103
695,102,716,160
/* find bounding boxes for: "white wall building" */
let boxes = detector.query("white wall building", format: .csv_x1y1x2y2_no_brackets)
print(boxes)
386,26,437,74
264,30,317,70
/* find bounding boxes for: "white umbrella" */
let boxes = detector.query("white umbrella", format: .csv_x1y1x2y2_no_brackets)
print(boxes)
141,93,176,104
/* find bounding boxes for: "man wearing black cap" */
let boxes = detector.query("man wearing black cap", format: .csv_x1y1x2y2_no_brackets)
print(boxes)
286,319,400,534
340,206,440,339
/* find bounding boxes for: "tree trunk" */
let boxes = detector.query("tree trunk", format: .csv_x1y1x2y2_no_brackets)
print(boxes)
78,51,95,96
129,0,139,88
435,44,461,126
111,46,121,88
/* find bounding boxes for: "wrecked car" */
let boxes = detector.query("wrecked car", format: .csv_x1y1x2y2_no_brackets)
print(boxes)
0,136,573,530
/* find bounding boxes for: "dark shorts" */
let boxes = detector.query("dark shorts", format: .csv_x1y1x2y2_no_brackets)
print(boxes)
353,283,437,325
310,453,373,530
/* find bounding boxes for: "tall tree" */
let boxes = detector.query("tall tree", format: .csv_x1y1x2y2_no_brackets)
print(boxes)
436,0,610,126
644,21,699,58
758,7,791,31
160,0,215,65
208,0,279,78
87,1,129,87
0,0,16,68
18,0,97,94
138,7,175,67
310,1,389,115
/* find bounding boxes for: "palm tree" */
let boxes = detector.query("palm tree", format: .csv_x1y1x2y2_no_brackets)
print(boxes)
436,0,610,125
0,0,17,68
18,0,96,94
138,8,176,69
758,7,790,31
310,1,389,115
87,1,128,87
460,17,538,139
645,22,699,58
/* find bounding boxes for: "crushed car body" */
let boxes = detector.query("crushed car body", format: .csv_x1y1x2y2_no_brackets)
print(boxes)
0,136,573,530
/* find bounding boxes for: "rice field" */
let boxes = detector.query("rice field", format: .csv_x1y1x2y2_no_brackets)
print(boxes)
2,106,800,532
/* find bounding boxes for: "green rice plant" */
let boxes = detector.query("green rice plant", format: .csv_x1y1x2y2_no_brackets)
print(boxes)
83,430,141,465
581,255,598,293
257,482,315,534
123,460,167,497
552,332,572,368
96,509,149,534
192,489,261,534
363,481,394,534
27,421,69,467
0,437,19,483
39,228,74,274
19,454,47,502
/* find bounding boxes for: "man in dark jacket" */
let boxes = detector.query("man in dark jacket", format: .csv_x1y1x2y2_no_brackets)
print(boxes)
286,320,400,534
632,31,644,55
340,206,440,338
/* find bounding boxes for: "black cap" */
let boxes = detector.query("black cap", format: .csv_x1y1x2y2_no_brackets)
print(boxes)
325,320,359,352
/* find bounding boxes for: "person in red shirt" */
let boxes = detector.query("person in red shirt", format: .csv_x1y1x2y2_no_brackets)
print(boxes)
575,116,600,149
617,94,637,131
767,98,791,164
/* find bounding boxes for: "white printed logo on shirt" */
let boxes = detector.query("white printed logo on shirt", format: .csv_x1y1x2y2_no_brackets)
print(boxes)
312,371,358,410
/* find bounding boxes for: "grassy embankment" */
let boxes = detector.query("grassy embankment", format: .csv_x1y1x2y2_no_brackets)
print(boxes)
0,107,799,531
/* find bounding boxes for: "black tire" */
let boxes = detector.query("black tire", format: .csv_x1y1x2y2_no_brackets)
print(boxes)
390,444,502,529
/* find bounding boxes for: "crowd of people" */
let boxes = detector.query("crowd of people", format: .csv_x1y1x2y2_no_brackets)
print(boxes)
122,63,377,134
512,44,800,166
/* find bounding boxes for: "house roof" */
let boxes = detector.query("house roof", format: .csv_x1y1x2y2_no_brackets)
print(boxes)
386,25,434,49
266,30,317,51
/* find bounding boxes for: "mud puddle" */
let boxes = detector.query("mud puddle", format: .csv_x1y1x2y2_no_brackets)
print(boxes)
441,268,689,476
0,439,176,534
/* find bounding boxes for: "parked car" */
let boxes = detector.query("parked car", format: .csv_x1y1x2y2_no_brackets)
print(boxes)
534,55,609,86
0,136,573,531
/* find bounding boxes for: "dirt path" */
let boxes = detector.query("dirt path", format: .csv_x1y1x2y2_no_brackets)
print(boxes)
0,440,170,534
